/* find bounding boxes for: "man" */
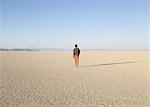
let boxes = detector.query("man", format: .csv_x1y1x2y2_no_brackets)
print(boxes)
73,44,80,67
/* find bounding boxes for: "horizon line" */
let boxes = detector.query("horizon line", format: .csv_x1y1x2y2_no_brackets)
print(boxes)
0,48,149,51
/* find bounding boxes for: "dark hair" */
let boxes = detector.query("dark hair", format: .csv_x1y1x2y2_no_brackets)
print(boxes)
75,44,78,47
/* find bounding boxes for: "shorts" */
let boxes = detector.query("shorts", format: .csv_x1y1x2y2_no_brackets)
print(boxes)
74,55,79,62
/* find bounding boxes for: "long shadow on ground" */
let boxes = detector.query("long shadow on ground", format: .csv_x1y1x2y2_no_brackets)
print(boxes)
79,61,138,68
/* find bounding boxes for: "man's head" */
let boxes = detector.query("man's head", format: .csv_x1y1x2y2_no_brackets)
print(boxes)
75,44,78,48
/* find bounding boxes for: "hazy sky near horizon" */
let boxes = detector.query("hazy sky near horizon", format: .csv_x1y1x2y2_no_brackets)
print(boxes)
1,0,149,50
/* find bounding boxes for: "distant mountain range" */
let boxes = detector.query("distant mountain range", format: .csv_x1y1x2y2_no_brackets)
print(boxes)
0,48,37,51
0,48,67,51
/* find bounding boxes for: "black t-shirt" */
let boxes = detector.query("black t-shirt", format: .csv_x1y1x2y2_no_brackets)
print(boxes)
73,48,80,56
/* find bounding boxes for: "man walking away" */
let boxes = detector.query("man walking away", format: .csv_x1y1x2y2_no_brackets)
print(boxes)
73,44,80,67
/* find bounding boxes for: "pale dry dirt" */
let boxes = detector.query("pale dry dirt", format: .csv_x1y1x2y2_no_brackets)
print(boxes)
0,51,150,107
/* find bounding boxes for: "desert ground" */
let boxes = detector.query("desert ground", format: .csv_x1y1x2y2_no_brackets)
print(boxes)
0,51,149,107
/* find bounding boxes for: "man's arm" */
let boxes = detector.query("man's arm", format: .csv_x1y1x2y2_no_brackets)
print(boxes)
78,49,80,55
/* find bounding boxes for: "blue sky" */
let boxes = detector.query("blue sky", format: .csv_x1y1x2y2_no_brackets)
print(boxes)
1,0,149,50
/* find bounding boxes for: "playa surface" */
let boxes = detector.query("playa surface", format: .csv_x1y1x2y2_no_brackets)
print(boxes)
0,51,149,107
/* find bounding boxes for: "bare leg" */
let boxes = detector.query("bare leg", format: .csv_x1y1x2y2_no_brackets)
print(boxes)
76,62,79,67
75,61,78,67
75,62,78,67
77,58,79,67
75,61,79,67
74,56,79,67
